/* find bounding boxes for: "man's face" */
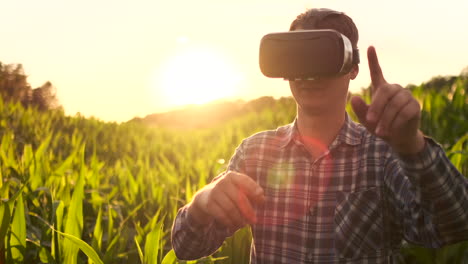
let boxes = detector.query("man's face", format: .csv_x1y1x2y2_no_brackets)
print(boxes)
289,26,358,115
289,71,356,115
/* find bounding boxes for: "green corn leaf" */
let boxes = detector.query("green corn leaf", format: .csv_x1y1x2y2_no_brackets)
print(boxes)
447,133,468,174
144,222,162,264
106,205,114,250
23,144,34,173
102,234,119,263
34,134,52,160
134,236,144,264
39,246,55,264
0,201,10,248
185,177,193,203
0,184,25,260
51,200,64,261
52,147,79,176
63,146,86,264
161,250,177,264
54,229,103,264
9,192,26,262
92,207,103,252
0,180,10,200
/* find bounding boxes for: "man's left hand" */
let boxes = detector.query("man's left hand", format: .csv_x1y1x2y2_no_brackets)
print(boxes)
351,46,425,155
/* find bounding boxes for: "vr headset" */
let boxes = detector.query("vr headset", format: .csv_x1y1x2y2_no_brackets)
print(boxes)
259,29,360,80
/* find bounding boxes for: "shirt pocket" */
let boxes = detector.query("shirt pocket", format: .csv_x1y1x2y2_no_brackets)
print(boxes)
334,187,385,259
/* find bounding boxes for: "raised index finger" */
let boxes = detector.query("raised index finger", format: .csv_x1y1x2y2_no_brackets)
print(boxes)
368,46,387,93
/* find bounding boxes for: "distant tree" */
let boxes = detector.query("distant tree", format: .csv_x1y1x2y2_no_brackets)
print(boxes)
461,65,468,78
0,62,30,104
0,61,60,110
423,76,458,93
31,81,60,111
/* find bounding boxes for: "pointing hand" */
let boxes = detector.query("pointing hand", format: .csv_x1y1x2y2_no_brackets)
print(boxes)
351,46,425,154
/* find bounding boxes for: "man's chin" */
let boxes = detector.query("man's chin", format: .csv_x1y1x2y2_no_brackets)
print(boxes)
298,104,328,116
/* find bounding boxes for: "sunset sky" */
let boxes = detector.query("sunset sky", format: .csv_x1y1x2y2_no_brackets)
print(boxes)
1,0,467,122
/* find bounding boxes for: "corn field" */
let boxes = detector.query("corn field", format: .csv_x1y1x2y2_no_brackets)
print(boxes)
0,77,466,264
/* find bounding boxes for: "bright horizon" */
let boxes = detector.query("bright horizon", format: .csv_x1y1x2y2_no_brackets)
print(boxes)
1,0,467,122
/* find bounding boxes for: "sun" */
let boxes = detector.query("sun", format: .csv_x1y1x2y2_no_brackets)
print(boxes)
156,47,243,108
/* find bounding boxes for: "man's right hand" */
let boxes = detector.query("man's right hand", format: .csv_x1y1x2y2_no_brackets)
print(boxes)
187,171,265,230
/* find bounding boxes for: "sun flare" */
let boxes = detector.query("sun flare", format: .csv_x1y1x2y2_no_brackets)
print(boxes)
156,47,243,108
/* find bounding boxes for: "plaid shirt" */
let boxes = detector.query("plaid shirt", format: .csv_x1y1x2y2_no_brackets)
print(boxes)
172,114,468,263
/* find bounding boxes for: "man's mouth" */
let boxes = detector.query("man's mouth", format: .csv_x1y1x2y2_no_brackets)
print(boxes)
297,83,323,90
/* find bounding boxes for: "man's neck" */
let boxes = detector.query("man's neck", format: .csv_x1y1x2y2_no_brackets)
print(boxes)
296,108,345,158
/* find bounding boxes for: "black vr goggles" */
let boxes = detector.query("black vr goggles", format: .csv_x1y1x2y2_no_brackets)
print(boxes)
259,29,360,80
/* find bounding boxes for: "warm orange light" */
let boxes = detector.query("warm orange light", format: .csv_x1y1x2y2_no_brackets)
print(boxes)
156,46,243,107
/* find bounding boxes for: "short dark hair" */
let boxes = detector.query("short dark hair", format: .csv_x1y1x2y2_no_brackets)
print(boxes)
289,8,359,49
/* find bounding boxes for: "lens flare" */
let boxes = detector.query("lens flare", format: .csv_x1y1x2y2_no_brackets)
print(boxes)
257,135,333,226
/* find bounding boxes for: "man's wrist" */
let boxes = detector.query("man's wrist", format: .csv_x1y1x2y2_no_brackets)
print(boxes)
393,130,426,156
187,196,214,228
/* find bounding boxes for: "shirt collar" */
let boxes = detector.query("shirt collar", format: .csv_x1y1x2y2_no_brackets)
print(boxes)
277,113,362,149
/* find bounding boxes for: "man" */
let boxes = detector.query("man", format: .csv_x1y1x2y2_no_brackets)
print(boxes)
171,8,468,263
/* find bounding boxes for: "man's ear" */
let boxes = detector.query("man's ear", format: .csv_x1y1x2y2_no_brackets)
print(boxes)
350,64,359,80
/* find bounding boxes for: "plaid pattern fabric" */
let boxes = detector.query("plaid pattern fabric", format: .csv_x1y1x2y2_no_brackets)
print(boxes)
171,114,468,263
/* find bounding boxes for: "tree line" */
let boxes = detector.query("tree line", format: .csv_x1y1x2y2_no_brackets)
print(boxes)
0,62,60,111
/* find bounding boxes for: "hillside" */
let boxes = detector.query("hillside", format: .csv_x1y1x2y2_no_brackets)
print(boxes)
129,96,296,129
